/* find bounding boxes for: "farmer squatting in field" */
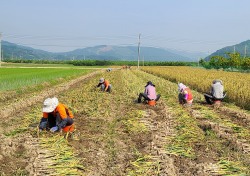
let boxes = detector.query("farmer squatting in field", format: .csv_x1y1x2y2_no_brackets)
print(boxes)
204,79,226,104
39,97,74,132
137,81,161,103
97,78,112,93
178,83,193,106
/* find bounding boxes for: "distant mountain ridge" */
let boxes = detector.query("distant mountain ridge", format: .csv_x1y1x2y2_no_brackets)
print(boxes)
2,41,53,60
64,45,194,61
205,40,250,60
2,40,205,62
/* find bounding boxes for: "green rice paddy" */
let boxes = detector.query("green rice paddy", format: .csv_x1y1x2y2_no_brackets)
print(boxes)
0,68,93,91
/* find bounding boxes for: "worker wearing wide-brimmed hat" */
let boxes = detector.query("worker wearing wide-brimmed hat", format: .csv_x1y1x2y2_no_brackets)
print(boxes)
137,81,161,103
39,97,74,132
96,78,112,93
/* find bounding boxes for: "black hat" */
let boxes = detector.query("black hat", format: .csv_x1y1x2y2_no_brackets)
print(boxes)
145,81,155,87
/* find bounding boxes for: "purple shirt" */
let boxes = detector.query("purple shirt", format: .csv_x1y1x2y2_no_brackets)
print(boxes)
145,85,157,100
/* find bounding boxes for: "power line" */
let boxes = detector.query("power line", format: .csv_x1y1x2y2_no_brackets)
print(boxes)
3,34,138,41
244,45,247,58
142,35,241,45
2,32,246,53
3,33,240,46
6,42,138,48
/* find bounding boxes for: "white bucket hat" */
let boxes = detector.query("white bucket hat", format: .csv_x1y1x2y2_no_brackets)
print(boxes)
42,97,59,113
178,83,187,92
99,78,104,83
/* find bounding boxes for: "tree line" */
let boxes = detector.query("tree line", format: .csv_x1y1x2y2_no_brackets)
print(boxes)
3,58,194,66
4,52,250,71
200,52,250,70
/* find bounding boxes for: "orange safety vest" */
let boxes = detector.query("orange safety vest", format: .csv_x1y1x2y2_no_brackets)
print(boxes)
104,80,110,88
43,103,74,119
183,88,193,101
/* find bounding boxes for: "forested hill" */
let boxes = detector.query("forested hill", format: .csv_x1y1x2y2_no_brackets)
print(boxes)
205,40,250,60
2,41,53,60
2,41,201,61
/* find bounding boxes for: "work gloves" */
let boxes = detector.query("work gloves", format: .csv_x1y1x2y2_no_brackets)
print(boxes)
50,126,59,132
39,118,48,130
39,118,59,132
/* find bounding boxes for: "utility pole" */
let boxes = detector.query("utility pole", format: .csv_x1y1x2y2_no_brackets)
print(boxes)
233,46,235,54
244,45,247,58
137,33,141,69
0,33,2,67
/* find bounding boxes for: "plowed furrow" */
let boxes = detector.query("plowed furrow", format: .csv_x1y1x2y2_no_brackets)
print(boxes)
139,107,177,176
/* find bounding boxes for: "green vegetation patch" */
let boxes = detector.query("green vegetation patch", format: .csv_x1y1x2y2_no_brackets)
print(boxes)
0,68,93,92
217,159,248,175
4,128,28,137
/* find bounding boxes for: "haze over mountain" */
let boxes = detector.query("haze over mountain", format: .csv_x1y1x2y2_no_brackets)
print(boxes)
205,40,250,60
2,40,206,62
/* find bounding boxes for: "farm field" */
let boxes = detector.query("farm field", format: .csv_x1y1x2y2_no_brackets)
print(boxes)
1,63,75,68
0,67,96,110
0,68,94,91
0,66,249,175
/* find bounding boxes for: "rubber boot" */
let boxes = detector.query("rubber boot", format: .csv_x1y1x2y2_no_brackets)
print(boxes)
137,98,141,103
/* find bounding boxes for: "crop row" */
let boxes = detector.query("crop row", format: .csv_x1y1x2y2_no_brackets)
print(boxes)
60,69,249,175
132,70,249,175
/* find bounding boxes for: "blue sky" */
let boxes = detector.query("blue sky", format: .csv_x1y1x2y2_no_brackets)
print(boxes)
1,0,250,53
